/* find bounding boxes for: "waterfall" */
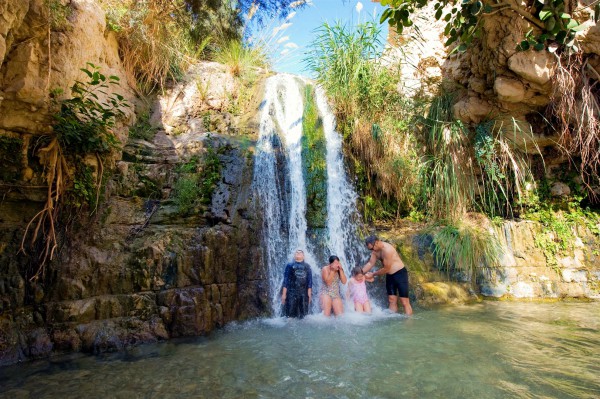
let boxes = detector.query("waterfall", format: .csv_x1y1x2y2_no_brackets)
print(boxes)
316,86,364,274
253,75,365,315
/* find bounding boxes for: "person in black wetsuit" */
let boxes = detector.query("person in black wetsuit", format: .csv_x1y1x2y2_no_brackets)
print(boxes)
281,249,313,318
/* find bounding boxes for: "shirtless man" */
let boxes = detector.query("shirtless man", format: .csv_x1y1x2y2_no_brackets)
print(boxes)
362,235,413,315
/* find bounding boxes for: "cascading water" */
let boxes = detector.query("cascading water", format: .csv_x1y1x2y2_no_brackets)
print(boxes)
253,74,366,316
254,74,318,315
316,86,365,273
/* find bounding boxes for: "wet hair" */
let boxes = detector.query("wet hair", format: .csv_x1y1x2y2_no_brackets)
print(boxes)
328,255,340,264
295,249,304,254
365,235,378,247
351,266,364,277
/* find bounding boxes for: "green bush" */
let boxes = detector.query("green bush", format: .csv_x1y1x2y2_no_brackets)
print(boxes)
198,145,222,204
129,112,158,141
172,145,222,213
173,177,200,213
53,63,128,154
67,164,96,208
524,203,600,268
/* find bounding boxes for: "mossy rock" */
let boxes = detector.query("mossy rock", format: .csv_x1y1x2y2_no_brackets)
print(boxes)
415,281,475,307
301,85,328,229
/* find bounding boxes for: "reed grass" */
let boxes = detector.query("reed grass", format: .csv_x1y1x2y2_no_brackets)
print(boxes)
429,219,501,285
306,21,423,218
213,40,269,77
99,0,238,92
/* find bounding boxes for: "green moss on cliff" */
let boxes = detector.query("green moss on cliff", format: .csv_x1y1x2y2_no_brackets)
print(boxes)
301,85,327,228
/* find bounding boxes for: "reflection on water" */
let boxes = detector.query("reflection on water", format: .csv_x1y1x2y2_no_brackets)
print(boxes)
1,302,599,398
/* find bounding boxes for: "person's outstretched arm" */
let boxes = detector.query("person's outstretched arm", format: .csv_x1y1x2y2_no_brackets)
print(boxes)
362,251,378,273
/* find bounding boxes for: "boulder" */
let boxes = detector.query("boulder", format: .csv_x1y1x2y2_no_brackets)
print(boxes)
507,51,556,86
550,182,571,197
494,76,525,103
453,94,495,124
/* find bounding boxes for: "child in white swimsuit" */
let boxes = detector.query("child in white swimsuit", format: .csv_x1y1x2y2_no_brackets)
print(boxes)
348,266,374,313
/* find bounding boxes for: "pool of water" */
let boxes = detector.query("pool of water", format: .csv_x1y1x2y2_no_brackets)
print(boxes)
1,301,599,398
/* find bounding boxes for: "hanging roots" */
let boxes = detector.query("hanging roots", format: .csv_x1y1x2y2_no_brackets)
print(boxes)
548,54,600,199
19,137,69,281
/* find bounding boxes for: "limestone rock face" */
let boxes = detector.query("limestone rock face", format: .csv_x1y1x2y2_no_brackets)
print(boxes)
550,182,571,197
452,95,495,124
381,3,448,97
0,0,134,137
0,0,30,67
480,221,600,299
156,62,237,137
381,1,600,190
378,220,600,305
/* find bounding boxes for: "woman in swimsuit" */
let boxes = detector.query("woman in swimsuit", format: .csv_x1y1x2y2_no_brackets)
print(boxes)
348,266,374,313
320,255,347,317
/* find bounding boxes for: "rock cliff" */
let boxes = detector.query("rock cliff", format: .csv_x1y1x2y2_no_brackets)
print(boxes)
0,0,268,366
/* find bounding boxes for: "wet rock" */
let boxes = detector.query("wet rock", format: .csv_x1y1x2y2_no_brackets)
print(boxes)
415,282,474,307
509,281,535,298
52,328,82,352
26,328,52,358
158,287,210,337
561,269,588,283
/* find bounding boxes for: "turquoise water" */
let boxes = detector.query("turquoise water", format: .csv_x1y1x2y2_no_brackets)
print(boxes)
1,301,599,398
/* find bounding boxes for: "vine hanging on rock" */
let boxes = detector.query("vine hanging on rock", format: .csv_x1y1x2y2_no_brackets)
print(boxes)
19,63,129,280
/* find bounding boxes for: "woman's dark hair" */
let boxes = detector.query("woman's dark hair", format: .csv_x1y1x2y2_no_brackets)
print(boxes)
328,255,339,264
351,266,363,277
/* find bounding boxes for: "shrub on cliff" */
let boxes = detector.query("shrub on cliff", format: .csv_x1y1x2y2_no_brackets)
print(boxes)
99,0,307,92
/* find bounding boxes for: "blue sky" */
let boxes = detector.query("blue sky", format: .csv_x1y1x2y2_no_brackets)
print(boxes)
247,0,389,77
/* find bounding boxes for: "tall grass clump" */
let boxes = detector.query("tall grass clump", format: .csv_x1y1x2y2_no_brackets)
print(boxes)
99,0,240,92
306,21,387,117
417,92,538,222
429,220,501,285
474,119,538,217
418,93,475,222
306,21,422,218
213,40,269,77
99,0,194,91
